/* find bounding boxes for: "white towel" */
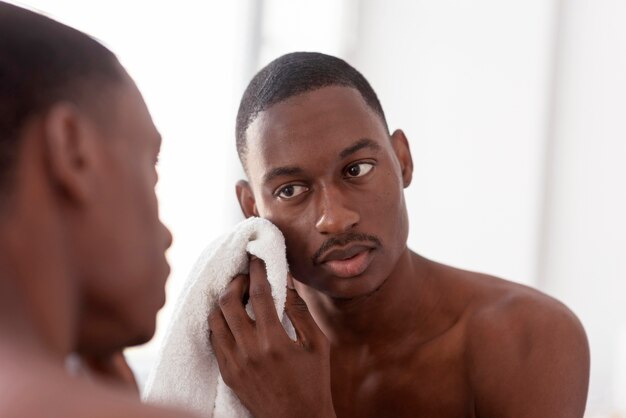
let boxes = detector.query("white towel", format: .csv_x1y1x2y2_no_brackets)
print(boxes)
143,217,295,417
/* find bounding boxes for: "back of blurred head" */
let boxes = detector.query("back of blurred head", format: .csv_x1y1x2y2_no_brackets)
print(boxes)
0,2,122,195
0,2,171,356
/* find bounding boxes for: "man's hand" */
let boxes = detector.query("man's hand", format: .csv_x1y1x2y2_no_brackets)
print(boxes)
208,258,336,418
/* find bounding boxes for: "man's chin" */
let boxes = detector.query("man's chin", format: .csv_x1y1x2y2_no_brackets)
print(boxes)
125,330,154,348
301,271,389,303
76,323,156,356
333,279,388,304
124,317,159,348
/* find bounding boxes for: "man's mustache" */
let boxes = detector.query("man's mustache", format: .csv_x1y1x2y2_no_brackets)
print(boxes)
312,232,382,265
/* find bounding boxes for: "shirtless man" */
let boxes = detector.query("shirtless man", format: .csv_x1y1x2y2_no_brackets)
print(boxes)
208,52,590,417
0,3,195,417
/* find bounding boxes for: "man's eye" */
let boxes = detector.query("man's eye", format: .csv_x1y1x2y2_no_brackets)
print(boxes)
345,162,375,178
276,184,308,199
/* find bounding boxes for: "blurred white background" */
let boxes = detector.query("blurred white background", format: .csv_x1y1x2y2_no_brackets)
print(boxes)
10,1,626,416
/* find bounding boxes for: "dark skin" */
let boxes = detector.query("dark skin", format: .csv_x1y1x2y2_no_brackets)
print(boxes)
0,71,195,417
210,86,590,417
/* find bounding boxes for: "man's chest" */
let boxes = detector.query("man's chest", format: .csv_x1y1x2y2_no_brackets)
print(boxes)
330,340,476,417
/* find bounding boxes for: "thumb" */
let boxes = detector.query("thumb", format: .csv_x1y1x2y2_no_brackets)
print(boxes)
284,274,325,348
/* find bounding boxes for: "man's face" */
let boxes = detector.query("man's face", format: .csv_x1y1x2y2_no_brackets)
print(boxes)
72,79,172,354
242,86,412,299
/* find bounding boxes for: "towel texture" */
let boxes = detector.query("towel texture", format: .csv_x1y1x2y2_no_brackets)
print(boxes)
143,217,294,417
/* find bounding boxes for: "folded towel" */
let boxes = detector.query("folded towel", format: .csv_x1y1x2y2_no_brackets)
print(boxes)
143,217,294,417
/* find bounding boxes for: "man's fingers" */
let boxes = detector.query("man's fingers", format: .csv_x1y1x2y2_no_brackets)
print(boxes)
248,257,282,336
208,307,236,350
218,274,253,343
284,277,326,348
208,309,235,376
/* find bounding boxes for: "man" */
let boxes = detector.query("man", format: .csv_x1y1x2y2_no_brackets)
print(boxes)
208,52,590,417
0,3,195,416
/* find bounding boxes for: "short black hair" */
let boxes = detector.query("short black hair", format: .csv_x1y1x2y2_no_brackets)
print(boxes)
235,52,388,167
0,2,123,196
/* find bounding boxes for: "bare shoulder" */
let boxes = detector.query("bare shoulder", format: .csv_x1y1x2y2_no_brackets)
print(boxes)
461,272,587,350
0,355,195,418
450,269,590,417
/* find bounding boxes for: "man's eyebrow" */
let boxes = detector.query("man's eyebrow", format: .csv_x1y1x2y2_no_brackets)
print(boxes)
339,138,381,159
263,166,305,183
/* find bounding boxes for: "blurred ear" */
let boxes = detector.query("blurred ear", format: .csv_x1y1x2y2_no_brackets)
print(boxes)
390,129,413,188
42,103,101,205
236,180,258,218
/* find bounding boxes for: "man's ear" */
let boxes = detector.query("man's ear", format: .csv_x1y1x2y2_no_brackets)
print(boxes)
42,103,100,205
236,179,259,218
390,129,413,188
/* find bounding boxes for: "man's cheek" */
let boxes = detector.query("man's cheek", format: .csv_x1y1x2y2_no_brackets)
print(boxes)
281,227,315,271
284,244,311,281
264,211,305,241
283,231,308,261
373,178,403,213
261,213,290,236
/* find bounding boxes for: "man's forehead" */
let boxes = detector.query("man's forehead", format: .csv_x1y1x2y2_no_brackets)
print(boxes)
250,86,376,135
247,86,386,148
244,86,389,183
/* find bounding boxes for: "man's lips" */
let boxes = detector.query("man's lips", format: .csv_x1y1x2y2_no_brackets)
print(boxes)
318,244,374,263
317,244,376,278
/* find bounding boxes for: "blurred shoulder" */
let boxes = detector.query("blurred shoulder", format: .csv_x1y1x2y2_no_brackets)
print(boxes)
0,356,195,418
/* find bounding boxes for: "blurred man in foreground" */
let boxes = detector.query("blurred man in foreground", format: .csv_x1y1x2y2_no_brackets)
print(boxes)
0,3,194,416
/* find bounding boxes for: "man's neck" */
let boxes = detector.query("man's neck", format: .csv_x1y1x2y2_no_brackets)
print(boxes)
299,249,439,350
0,211,77,361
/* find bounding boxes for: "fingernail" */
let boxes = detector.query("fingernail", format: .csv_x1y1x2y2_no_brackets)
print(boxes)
286,273,295,290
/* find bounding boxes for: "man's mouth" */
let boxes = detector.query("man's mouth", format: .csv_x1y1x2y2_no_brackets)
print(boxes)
318,245,375,278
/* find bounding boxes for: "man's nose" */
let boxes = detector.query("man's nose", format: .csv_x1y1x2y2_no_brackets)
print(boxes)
314,186,360,234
